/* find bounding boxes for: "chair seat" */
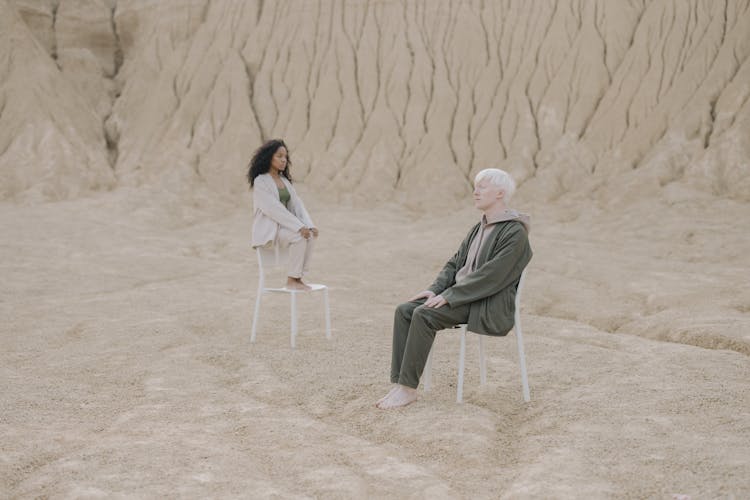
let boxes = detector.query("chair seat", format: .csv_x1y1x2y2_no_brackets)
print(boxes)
422,270,530,403
251,247,331,348
264,283,328,293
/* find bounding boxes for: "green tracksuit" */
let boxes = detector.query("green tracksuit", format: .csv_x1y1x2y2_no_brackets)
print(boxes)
391,219,532,388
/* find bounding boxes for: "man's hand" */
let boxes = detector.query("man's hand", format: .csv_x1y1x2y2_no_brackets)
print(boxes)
310,227,319,238
408,290,435,302
299,227,312,239
424,294,447,308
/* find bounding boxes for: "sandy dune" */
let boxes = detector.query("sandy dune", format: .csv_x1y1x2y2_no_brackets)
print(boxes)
2,186,749,497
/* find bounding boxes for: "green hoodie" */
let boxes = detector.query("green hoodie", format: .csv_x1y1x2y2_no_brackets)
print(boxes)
428,212,532,336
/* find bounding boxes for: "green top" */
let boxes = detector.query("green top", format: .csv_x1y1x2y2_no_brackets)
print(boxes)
278,186,291,207
428,220,532,336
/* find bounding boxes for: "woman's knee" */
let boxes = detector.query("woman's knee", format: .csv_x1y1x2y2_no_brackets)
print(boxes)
278,228,304,245
288,233,306,245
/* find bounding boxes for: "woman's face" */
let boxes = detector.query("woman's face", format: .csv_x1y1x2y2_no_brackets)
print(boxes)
270,146,288,174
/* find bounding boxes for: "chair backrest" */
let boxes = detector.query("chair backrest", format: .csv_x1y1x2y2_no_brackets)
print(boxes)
515,269,526,303
514,269,527,323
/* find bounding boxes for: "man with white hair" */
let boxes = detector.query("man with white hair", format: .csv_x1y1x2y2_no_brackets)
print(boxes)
376,168,532,409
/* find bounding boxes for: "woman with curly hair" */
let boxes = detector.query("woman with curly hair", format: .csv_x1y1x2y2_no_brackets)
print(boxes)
248,139,318,291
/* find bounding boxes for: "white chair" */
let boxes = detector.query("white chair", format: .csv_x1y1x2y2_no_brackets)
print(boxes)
250,246,331,348
422,269,530,403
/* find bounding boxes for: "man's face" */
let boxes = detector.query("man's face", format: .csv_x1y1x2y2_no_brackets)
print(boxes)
473,178,504,210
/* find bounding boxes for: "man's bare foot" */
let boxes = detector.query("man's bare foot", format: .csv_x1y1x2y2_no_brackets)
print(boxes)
375,385,399,406
285,277,312,291
376,384,418,409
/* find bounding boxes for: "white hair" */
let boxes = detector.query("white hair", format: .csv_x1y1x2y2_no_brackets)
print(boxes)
474,168,516,200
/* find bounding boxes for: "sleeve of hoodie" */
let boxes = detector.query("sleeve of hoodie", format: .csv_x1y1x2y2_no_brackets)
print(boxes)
427,226,477,295
254,178,306,232
440,222,531,307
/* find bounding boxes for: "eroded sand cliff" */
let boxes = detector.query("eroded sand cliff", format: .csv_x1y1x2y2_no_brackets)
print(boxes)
2,0,749,204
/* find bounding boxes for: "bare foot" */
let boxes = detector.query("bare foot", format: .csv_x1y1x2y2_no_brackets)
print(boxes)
285,277,312,291
376,385,418,409
375,385,399,406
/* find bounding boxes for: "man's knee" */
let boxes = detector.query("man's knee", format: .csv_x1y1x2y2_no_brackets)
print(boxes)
411,305,431,325
395,301,415,321
412,305,452,330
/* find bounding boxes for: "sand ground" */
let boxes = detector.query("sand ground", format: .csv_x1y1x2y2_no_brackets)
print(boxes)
1,186,749,498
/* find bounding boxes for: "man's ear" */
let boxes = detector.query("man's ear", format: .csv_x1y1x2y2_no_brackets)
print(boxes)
497,189,505,200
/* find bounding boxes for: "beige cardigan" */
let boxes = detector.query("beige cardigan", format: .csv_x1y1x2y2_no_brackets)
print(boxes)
251,173,315,248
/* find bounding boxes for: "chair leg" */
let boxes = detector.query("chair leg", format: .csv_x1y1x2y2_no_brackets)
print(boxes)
457,326,467,403
323,287,331,340
290,292,298,349
515,320,531,402
423,350,432,392
479,335,487,386
251,287,263,343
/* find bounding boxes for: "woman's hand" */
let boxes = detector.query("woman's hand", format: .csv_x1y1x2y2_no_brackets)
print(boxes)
299,227,312,239
310,227,319,238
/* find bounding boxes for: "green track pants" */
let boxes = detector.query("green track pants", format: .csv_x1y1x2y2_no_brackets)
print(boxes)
390,299,471,389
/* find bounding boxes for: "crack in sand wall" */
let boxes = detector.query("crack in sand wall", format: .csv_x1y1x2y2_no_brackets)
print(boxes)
3,0,749,204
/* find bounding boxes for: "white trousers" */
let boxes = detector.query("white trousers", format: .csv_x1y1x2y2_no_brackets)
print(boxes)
276,227,315,279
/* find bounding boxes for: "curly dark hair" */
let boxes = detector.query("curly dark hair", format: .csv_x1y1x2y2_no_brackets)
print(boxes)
247,139,293,187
